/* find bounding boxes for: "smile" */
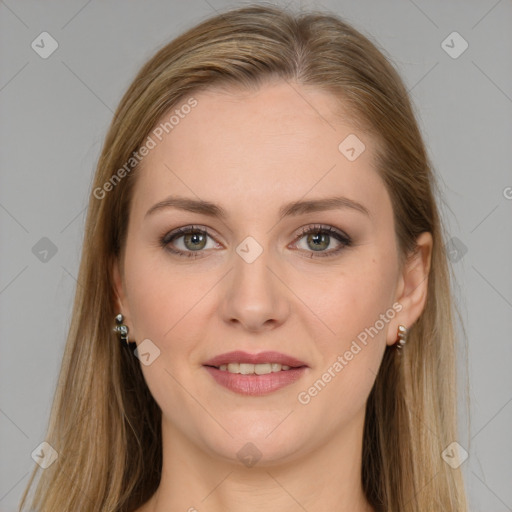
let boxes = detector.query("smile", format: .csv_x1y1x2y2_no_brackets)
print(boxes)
202,350,309,395
216,362,292,374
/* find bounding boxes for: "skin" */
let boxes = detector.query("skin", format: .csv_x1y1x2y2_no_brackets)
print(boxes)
113,79,432,512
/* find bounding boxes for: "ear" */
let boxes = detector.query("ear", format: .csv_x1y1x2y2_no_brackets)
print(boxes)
387,231,433,346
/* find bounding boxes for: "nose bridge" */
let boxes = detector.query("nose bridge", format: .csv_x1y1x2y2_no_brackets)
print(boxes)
235,236,271,289
233,234,276,300
220,233,289,330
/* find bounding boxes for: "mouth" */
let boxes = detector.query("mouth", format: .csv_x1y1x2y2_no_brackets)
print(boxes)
213,362,295,374
202,350,309,395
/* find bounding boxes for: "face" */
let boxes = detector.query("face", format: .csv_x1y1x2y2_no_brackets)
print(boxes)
113,80,417,465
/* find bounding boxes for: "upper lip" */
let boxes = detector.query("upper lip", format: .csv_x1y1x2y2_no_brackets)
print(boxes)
203,350,308,368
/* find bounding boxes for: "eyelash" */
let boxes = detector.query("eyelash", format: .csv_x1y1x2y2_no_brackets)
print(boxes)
159,224,352,259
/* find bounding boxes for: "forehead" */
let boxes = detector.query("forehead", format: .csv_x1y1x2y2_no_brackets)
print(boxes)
132,80,386,216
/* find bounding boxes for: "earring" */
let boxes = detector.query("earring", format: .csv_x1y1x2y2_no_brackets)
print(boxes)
113,313,132,347
395,324,407,351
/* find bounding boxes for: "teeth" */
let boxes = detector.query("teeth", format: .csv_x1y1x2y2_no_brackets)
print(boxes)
218,363,292,374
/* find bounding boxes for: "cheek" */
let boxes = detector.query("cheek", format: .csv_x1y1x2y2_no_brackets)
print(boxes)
294,271,393,425
123,231,212,335
122,247,206,420
296,251,397,406
122,242,186,343
308,257,397,347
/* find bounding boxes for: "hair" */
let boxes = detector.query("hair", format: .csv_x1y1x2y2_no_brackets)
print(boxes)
20,3,468,511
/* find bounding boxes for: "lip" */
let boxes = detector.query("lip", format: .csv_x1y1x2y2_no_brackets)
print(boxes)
202,351,309,396
203,350,308,368
204,366,308,396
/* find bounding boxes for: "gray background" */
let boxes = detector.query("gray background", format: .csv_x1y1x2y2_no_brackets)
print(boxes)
1,1,511,510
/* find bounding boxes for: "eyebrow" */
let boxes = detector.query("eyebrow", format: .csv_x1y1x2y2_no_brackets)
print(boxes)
145,195,370,220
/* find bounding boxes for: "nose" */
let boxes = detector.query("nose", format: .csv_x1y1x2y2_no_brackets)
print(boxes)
218,241,291,332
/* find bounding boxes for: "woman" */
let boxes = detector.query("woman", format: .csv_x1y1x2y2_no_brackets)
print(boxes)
20,4,468,511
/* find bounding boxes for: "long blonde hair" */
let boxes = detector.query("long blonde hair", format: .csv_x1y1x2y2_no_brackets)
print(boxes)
20,4,468,511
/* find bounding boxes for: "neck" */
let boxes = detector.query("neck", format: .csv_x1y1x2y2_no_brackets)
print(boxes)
143,407,374,512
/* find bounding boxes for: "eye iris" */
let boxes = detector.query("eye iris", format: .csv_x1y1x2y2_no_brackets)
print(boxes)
184,232,207,251
307,232,329,251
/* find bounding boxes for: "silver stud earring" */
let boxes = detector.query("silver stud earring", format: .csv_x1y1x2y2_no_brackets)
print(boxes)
395,324,407,351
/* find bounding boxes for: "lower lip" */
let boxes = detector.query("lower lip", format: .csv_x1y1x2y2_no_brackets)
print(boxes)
203,366,307,396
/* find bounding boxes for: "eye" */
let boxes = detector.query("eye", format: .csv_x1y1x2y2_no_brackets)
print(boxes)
160,225,219,259
291,224,352,258
160,224,352,259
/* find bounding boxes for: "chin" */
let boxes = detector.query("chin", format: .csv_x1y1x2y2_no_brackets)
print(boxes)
198,416,311,467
